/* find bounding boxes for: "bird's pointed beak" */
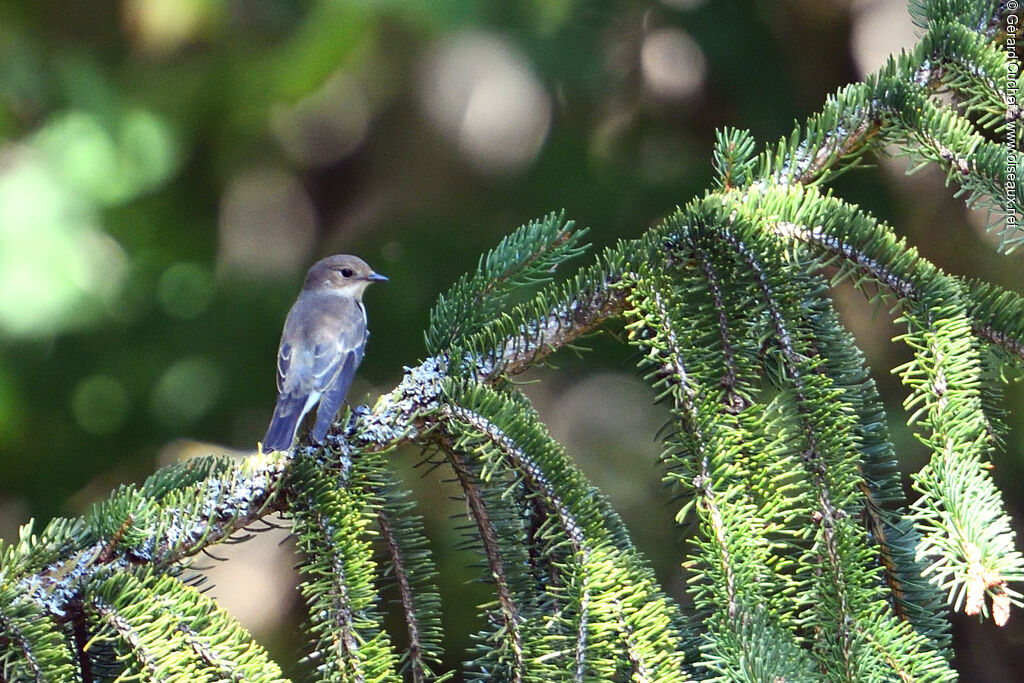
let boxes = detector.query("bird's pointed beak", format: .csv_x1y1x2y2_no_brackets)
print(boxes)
367,272,388,283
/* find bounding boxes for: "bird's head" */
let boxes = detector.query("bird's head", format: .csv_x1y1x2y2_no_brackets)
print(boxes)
303,254,388,298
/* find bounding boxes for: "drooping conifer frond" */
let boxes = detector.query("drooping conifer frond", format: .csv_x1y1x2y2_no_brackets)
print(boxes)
630,205,957,680
290,449,404,682
730,184,1024,622
437,380,693,682
372,474,446,682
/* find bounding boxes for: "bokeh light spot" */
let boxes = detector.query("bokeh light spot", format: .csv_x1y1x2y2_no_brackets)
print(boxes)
640,27,706,100
156,262,214,319
270,71,371,168
851,2,918,77
32,108,180,205
218,168,317,277
151,356,223,427
545,373,667,506
71,375,130,435
32,112,118,201
123,0,221,56
0,148,127,338
117,108,181,198
419,32,551,173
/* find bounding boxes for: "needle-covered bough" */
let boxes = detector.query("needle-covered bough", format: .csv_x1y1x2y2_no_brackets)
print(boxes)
2,0,1022,680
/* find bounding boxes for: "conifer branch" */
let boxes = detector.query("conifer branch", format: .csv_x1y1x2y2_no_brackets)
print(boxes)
483,279,628,380
624,276,739,616
690,236,747,411
374,506,433,683
290,452,402,681
5,1,1021,677
715,224,862,674
440,402,589,682
771,220,1024,365
442,445,526,682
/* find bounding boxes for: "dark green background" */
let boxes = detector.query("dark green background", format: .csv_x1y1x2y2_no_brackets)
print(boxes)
1,1,1021,679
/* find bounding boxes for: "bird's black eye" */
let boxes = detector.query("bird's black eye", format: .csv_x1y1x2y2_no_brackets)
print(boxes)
340,268,354,278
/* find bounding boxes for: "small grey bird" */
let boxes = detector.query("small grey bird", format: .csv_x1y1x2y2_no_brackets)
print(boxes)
261,254,387,453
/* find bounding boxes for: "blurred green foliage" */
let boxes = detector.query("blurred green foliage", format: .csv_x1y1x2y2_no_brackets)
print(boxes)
0,0,1021,680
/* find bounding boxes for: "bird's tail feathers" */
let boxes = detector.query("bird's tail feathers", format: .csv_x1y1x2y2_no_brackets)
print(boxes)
261,394,309,453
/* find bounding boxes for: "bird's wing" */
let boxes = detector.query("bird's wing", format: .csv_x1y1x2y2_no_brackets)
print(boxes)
310,336,358,388
309,330,367,441
276,298,359,395
276,341,292,393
